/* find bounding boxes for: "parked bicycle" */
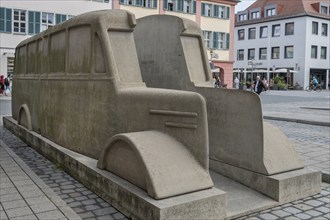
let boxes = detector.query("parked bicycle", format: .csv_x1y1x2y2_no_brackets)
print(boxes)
305,84,322,92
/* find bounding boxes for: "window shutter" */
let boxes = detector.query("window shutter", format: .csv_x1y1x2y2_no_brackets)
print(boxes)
213,5,219,18
226,7,230,19
201,3,205,16
177,0,184,12
5,8,12,33
193,0,196,13
56,14,61,24
153,0,157,8
164,0,168,10
213,32,219,49
35,12,40,34
28,11,34,34
226,33,230,49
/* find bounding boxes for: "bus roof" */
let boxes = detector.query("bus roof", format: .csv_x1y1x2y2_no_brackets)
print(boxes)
17,9,136,48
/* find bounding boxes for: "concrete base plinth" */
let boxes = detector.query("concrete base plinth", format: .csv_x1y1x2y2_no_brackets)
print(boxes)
210,158,322,203
3,117,227,220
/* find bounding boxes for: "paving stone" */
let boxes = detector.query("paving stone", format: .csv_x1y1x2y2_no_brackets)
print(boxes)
305,209,323,217
36,210,65,219
283,207,302,215
2,199,27,210
0,193,22,202
5,206,33,218
112,212,127,219
315,206,330,214
97,215,115,220
68,201,83,208
75,196,89,201
82,199,96,206
79,211,95,219
0,187,18,195
0,210,8,220
271,210,291,218
93,207,117,216
10,214,38,220
295,213,312,219
85,204,101,211
30,202,58,214
293,203,313,211
25,196,51,206
304,200,324,207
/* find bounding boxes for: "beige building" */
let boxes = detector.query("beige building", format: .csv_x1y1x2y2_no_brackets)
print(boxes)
114,0,239,87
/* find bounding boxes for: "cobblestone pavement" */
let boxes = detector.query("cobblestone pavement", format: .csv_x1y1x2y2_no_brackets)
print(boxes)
0,126,128,220
267,120,330,180
1,120,329,220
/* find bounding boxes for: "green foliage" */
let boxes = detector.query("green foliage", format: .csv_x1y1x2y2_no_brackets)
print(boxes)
273,76,287,90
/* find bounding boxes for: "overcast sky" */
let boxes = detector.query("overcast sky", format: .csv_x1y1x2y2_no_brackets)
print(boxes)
235,0,256,13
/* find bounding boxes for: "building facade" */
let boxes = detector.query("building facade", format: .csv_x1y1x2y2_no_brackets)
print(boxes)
234,0,330,89
1,0,238,87
115,0,238,87
0,0,113,78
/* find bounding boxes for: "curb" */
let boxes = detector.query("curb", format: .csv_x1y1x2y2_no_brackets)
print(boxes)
264,116,330,127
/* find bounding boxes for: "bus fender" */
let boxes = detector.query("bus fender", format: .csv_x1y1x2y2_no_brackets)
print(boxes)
97,130,213,200
18,104,32,131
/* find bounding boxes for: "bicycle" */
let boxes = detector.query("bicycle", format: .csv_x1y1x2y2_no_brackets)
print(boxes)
305,84,322,92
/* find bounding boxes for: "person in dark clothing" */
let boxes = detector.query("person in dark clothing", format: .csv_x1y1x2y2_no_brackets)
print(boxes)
252,76,267,95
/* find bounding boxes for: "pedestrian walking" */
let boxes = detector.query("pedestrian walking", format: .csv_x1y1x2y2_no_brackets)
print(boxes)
252,76,267,95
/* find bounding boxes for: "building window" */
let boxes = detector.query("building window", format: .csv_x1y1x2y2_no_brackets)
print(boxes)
321,47,327,59
320,6,328,14
7,57,14,77
202,3,229,18
259,48,267,60
272,24,280,37
251,11,260,19
271,47,280,59
266,8,276,16
260,26,268,38
237,49,244,60
121,0,158,8
201,3,211,16
248,49,255,60
248,28,256,39
285,22,294,35
238,29,244,40
56,14,67,24
312,21,318,35
213,32,227,49
42,12,54,31
13,9,26,34
321,23,328,36
238,14,247,21
284,46,294,59
28,11,41,35
0,7,12,33
203,31,212,48
311,45,318,59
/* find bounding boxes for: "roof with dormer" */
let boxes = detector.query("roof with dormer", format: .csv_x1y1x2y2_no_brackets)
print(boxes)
235,0,330,26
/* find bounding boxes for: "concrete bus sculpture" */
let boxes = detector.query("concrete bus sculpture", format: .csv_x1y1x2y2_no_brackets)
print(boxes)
134,15,321,202
10,10,213,200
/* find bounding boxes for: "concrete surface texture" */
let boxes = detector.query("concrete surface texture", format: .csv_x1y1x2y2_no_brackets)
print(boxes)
133,14,320,202
10,9,214,201
1,121,329,220
1,91,329,219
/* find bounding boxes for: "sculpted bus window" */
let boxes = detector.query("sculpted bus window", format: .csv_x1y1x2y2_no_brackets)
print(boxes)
50,30,66,73
27,42,37,74
17,46,27,75
94,33,106,73
37,38,48,75
68,26,91,74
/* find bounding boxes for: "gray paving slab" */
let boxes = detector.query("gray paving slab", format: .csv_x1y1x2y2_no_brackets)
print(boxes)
0,140,81,220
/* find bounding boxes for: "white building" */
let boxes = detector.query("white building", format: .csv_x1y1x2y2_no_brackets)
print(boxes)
234,0,330,89
0,0,113,78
